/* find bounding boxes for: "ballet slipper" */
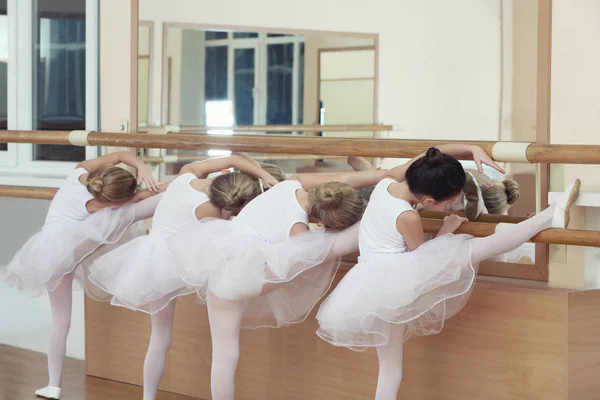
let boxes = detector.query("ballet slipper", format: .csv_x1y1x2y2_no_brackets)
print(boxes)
551,179,581,229
35,386,62,399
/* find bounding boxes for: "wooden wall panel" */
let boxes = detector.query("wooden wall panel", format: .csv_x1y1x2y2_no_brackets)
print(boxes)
86,279,570,400
567,290,600,399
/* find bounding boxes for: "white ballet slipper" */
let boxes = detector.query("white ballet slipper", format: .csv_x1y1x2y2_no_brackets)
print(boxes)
551,179,581,229
35,386,62,399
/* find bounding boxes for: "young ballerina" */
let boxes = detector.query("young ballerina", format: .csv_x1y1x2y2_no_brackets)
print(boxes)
167,144,500,400
3,151,165,400
86,155,281,400
316,148,580,400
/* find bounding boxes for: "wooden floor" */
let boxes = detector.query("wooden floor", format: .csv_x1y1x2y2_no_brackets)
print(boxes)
0,345,197,400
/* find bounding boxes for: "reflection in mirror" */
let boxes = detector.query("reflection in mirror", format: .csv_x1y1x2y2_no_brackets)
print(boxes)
137,1,546,279
138,22,153,127
137,3,537,220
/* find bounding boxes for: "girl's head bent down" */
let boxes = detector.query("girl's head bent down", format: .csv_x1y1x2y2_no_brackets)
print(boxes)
86,166,138,203
308,182,364,230
209,172,260,216
405,148,466,211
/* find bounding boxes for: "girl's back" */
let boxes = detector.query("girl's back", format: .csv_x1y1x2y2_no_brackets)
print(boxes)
358,178,415,257
151,173,209,236
234,180,308,243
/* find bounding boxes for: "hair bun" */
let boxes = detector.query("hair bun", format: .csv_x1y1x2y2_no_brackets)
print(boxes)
424,147,443,166
425,147,442,158
319,186,344,209
87,177,104,196
502,179,520,205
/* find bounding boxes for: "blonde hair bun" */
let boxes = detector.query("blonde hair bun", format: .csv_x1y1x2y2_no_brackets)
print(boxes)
85,166,137,202
502,179,520,205
308,182,364,230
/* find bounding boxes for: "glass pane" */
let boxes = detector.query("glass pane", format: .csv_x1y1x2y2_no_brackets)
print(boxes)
297,42,304,125
205,31,227,40
205,46,228,102
234,48,254,126
33,0,86,162
267,33,291,38
267,43,293,126
0,0,6,151
233,32,258,39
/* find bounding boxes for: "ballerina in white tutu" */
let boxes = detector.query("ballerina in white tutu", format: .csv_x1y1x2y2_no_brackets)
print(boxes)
87,154,281,400
3,151,165,400
316,147,581,400
166,169,380,400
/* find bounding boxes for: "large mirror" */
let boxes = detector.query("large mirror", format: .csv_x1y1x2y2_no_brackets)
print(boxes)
136,0,546,279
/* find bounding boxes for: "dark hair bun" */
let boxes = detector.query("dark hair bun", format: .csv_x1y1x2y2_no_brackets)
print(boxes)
425,147,442,159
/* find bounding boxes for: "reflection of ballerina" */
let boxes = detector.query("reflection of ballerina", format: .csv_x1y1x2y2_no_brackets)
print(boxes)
458,170,535,263
317,148,580,399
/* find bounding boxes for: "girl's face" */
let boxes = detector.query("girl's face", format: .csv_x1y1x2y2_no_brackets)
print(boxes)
419,193,463,212
445,193,465,212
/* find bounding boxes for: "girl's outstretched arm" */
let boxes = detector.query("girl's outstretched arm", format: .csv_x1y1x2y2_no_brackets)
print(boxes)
179,155,278,187
77,151,159,192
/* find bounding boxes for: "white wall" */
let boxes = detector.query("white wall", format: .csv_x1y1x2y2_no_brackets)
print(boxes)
140,0,502,141
549,0,600,288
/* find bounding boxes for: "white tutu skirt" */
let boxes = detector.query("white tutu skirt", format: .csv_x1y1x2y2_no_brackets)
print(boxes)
316,234,477,350
168,219,340,328
87,234,196,314
5,204,141,296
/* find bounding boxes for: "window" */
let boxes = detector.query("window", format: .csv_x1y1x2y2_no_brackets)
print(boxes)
170,30,304,130
267,43,294,125
33,0,86,162
0,0,99,185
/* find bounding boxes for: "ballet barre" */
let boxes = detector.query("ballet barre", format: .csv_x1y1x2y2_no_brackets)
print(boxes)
421,218,599,247
140,124,393,134
418,210,527,224
0,185,56,200
3,130,600,164
0,184,597,247
142,154,348,164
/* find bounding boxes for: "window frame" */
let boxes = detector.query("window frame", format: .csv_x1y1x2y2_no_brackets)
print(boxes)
163,29,304,129
0,0,99,186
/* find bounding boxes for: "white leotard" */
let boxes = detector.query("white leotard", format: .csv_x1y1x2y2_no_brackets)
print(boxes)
358,178,416,256
151,173,210,237
234,180,308,243
45,168,94,224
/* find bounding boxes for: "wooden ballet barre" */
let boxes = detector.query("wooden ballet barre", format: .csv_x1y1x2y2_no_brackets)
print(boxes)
418,210,527,224
140,124,393,133
0,184,597,247
0,185,57,200
142,154,348,164
2,130,600,164
422,218,600,247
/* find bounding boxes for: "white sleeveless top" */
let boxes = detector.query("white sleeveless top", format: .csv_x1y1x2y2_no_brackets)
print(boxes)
150,173,210,237
235,180,308,243
359,178,416,256
45,168,94,224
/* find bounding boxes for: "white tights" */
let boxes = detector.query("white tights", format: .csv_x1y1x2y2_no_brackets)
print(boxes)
207,223,360,399
373,204,556,399
142,300,177,400
43,194,163,389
